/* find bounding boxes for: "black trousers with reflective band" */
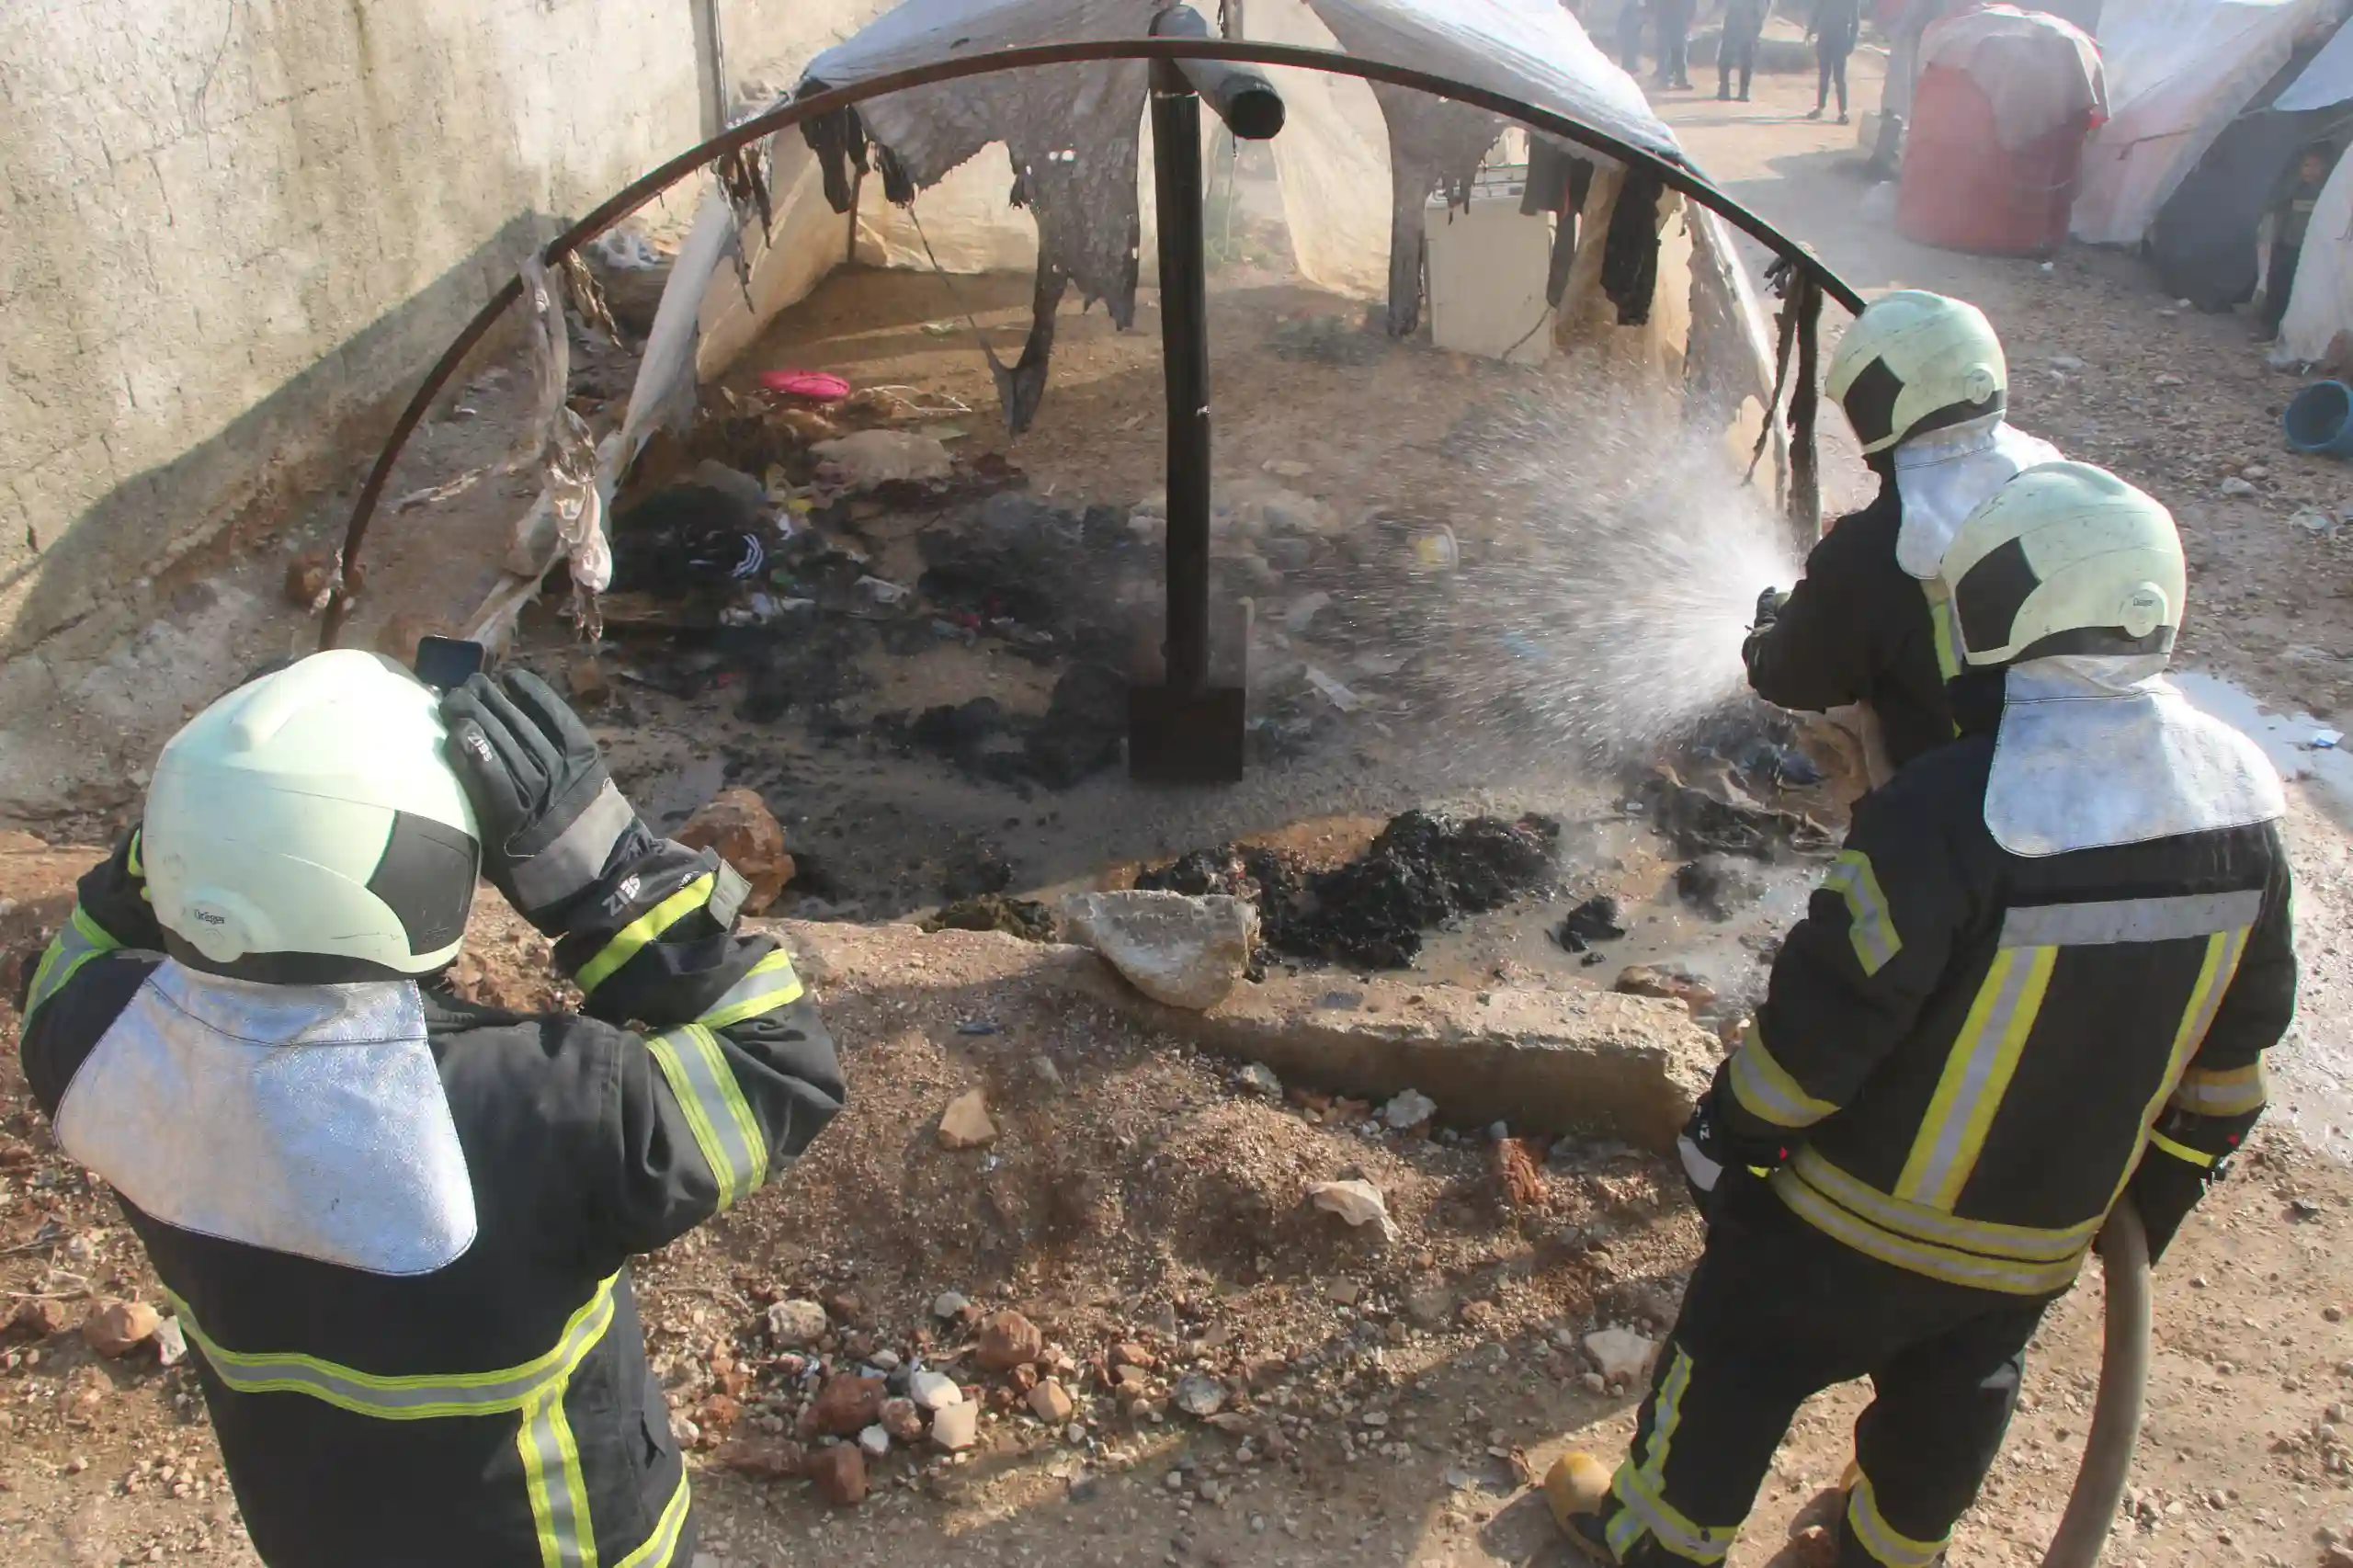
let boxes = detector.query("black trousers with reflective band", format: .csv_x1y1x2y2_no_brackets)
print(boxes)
1597,1177,2051,1567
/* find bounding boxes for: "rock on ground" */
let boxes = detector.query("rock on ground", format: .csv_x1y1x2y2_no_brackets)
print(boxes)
936,1089,997,1150
974,1311,1042,1372
676,787,795,915
83,1300,161,1358
1173,1371,1228,1418
809,1375,884,1437
1307,1178,1399,1241
909,1369,963,1412
806,1444,868,1506
765,1298,828,1347
1382,1087,1437,1130
929,1400,980,1450
1586,1326,1657,1384
1027,1379,1074,1424
1061,890,1258,1010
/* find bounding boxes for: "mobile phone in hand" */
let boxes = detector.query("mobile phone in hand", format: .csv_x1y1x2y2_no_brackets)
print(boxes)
413,636,486,691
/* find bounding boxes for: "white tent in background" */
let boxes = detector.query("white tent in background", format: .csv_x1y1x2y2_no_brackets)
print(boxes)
2071,0,2332,245
2273,146,2353,362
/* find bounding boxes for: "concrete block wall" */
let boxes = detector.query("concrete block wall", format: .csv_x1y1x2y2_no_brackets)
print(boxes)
0,0,720,710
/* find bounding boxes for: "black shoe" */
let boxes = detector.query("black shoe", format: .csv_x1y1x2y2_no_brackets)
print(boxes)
1717,87,1732,99
1806,106,1824,119
1837,111,1850,124
1739,89,1752,100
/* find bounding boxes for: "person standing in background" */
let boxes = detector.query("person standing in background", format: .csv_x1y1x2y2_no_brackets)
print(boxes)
1655,0,1696,88
1720,0,1768,100
2260,144,2336,344
1809,0,1861,122
1618,0,1651,75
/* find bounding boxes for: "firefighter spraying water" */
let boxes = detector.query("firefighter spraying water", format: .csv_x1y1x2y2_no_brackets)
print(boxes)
1555,460,2295,1568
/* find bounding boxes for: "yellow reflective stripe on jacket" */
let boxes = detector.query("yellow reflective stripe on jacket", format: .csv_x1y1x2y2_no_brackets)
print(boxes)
576,874,717,994
1774,1165,2084,1295
614,1472,692,1567
2172,1060,2268,1117
1823,850,1901,976
1726,1022,1838,1130
23,904,124,1021
2147,1131,2219,1168
165,1276,618,1418
644,1024,770,1210
1847,1472,1947,1568
520,1381,598,1568
1926,583,1962,686
695,949,804,1031
1787,1149,2099,1263
1894,944,2056,1210
2106,926,2248,1213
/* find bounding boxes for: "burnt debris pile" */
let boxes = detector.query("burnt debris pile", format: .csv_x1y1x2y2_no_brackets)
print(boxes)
1140,809,1558,970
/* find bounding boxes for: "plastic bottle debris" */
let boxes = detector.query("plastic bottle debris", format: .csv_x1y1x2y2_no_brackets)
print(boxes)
1303,665,1363,712
2312,729,2344,749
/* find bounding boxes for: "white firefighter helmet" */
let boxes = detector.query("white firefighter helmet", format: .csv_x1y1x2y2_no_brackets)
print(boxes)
1824,290,2006,456
1938,460,2184,670
142,650,481,981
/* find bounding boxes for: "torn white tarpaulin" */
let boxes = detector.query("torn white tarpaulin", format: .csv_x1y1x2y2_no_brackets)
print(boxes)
504,257,608,609
790,0,1677,430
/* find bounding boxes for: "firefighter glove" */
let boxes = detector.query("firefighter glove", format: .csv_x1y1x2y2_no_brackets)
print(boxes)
1753,586,1790,629
2120,1135,2230,1267
1677,1079,1790,1220
442,670,640,932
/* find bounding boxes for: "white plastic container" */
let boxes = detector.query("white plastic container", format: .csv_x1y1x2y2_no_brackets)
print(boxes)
1425,165,1556,365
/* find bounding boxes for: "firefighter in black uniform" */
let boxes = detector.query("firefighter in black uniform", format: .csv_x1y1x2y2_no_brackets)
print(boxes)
1744,290,2059,778
17,652,844,1568
1566,460,2296,1567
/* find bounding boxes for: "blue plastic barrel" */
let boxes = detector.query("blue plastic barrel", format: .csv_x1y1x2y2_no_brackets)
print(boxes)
2283,380,2353,457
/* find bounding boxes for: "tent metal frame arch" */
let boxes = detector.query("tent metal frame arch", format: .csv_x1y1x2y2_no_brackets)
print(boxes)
323,34,1864,643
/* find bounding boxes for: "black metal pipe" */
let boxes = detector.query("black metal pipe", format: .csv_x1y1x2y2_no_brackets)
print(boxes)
324,35,1867,637
1152,56,1214,695
1152,6,1285,140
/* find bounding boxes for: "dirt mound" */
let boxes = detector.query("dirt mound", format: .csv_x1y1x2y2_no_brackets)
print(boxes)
1139,810,1559,969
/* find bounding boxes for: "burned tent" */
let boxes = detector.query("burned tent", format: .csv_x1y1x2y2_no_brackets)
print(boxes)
2150,33,2353,311
319,0,1850,725
767,0,1778,437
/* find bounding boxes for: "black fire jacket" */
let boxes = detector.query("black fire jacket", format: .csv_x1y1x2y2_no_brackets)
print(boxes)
1743,483,1957,772
17,828,843,1568
1716,684,2295,1295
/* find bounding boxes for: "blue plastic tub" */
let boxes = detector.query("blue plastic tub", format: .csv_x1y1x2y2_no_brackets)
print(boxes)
2283,380,2353,457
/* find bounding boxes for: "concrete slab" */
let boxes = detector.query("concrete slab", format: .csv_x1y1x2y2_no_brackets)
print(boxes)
768,919,1719,1153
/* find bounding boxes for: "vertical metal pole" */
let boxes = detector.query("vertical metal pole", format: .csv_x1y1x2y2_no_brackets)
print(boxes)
1153,58,1213,696
689,0,730,141
1790,277,1824,538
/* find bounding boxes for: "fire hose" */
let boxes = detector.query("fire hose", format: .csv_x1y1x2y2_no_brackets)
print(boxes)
2040,1199,2150,1568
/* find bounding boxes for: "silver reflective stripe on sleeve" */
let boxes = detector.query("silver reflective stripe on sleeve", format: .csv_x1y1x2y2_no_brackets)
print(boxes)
644,1024,771,1210
507,781,636,912
1823,850,1901,976
696,949,805,1031
1998,889,2264,949
24,906,121,1021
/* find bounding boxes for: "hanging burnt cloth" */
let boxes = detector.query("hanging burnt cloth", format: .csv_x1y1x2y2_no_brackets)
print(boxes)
1600,164,1667,326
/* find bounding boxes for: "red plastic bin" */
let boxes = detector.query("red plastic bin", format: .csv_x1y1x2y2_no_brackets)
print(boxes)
1896,62,2095,256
